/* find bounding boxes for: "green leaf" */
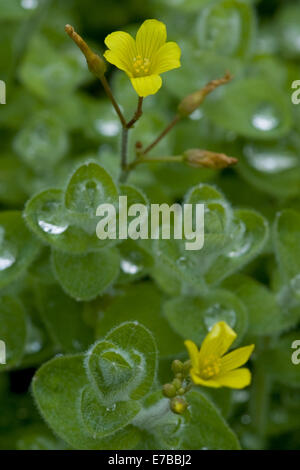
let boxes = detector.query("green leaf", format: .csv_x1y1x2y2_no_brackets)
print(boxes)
32,354,141,449
0,155,31,205
51,247,120,301
180,391,240,450
80,386,141,438
95,282,183,357
65,162,119,224
118,239,154,284
195,0,255,58
0,0,31,20
0,211,40,288
152,184,233,287
13,111,69,171
24,189,109,254
274,209,300,285
262,331,300,387
0,296,26,370
86,322,158,402
223,274,299,335
276,4,300,59
164,288,248,346
35,283,93,353
237,137,300,199
205,78,292,140
206,209,269,285
19,35,90,102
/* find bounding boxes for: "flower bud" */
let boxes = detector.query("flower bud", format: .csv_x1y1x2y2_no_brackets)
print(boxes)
162,383,177,398
172,359,183,374
172,378,182,390
183,360,192,377
65,25,107,78
177,72,232,117
183,149,238,169
170,397,188,415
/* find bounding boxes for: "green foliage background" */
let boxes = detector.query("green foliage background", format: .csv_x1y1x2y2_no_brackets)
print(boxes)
1,0,300,450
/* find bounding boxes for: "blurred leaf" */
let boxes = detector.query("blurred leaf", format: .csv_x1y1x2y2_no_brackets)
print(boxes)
0,211,40,288
13,111,69,171
206,209,269,285
164,288,248,346
205,78,292,140
0,296,26,370
36,283,93,352
223,274,296,335
95,282,183,357
51,247,120,301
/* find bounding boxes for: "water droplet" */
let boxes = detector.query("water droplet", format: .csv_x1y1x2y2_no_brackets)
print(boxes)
204,303,236,331
227,240,251,258
121,259,140,275
21,0,38,9
25,322,44,355
233,390,249,403
189,109,203,121
94,119,120,137
251,104,280,132
0,250,16,270
177,256,187,266
227,220,252,258
106,404,116,412
38,219,68,235
244,144,299,174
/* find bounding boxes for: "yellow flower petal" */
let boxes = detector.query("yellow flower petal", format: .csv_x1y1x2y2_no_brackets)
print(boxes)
190,369,221,388
152,41,181,74
198,321,237,364
215,368,252,389
136,19,166,62
184,340,199,370
104,31,136,76
130,74,162,97
220,344,255,374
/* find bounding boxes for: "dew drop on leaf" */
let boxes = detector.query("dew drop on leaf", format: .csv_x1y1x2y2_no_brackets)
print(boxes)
121,259,140,275
251,104,280,132
38,219,69,235
244,144,299,174
203,303,236,331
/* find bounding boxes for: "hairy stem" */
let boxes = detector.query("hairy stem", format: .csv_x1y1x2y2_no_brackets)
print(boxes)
100,75,127,128
127,97,143,129
128,154,183,170
142,115,180,156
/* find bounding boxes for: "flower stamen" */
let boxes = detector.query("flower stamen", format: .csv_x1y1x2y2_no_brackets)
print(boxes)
133,56,150,76
200,356,221,379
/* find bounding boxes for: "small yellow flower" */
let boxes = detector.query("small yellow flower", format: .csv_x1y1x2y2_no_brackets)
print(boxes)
104,19,181,97
185,322,255,389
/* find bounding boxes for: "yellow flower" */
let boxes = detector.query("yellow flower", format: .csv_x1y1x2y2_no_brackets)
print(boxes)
104,19,181,97
184,322,255,389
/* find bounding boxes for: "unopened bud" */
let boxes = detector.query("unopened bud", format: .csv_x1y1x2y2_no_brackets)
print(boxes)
65,25,107,78
183,360,192,377
184,149,238,169
177,72,232,117
170,397,188,415
172,378,182,390
172,359,183,374
162,383,177,398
